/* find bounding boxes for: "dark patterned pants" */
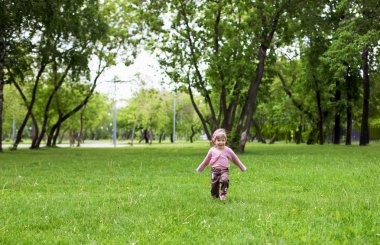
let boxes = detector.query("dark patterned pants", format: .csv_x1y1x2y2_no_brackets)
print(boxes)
211,168,229,198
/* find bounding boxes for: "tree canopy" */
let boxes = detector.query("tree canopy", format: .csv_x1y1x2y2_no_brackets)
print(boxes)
1,0,379,152
138,0,379,151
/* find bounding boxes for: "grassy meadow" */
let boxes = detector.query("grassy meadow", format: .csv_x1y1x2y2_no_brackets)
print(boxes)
0,142,379,244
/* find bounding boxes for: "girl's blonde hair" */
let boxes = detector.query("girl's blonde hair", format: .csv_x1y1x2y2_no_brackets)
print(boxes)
211,128,227,145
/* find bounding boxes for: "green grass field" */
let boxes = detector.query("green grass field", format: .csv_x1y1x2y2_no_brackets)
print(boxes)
0,142,379,244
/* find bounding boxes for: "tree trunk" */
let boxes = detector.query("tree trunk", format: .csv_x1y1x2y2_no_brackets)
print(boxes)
180,3,218,131
306,128,318,145
190,125,196,143
12,62,47,150
313,77,324,145
148,130,153,145
236,4,284,153
51,121,62,146
269,128,278,144
345,65,354,145
140,129,150,144
58,129,67,144
52,127,60,146
333,80,341,144
179,1,286,149
159,132,165,143
181,2,242,138
346,105,353,145
187,84,211,140
213,2,228,130
359,45,370,146
333,113,341,144
48,69,102,147
237,44,268,153
295,124,302,144
69,130,75,146
0,36,5,152
34,64,71,148
30,116,39,148
10,74,40,148
47,112,62,147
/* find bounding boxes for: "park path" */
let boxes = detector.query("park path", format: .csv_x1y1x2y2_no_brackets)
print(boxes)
2,141,134,149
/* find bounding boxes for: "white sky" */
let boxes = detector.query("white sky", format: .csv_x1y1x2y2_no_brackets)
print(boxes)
95,51,168,101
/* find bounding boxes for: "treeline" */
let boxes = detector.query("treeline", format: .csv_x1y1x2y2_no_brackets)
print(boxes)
2,86,203,145
1,0,379,152
0,0,138,151
3,82,380,149
140,0,380,151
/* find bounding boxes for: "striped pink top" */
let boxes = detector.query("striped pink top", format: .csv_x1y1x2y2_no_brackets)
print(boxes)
196,146,247,172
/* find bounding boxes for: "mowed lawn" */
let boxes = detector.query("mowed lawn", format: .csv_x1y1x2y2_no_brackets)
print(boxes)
0,142,379,244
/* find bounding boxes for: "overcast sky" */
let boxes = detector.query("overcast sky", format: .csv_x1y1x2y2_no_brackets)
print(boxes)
94,51,168,101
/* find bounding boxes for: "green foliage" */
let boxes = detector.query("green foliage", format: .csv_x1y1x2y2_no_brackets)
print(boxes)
2,0,141,149
141,0,296,136
2,85,26,139
117,88,204,141
2,0,380,148
63,92,112,139
0,143,379,243
124,88,171,133
322,0,380,79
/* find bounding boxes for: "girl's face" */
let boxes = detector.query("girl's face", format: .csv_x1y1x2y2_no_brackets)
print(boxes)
215,136,226,149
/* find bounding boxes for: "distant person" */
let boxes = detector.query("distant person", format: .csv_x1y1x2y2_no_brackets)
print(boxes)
196,128,247,200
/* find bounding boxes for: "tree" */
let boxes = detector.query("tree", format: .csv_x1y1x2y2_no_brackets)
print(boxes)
141,0,311,152
174,92,203,142
51,92,111,146
0,0,33,152
0,36,4,151
117,87,205,144
2,85,26,141
45,80,111,147
271,0,379,146
5,0,139,150
323,0,380,146
4,0,109,150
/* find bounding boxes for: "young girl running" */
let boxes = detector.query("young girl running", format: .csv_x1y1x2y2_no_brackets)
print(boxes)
196,128,247,200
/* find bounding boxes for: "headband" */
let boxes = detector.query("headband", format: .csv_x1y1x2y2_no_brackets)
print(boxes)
212,129,227,143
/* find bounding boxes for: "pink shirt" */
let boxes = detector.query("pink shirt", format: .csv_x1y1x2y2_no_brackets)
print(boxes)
196,146,247,172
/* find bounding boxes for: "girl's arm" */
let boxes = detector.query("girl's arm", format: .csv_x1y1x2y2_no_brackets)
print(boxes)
196,150,212,172
228,148,247,172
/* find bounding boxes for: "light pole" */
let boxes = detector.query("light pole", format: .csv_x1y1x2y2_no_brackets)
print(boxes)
112,81,117,147
173,92,176,143
106,77,129,147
